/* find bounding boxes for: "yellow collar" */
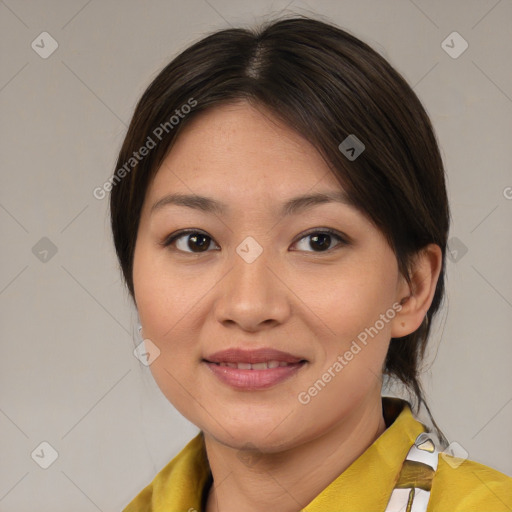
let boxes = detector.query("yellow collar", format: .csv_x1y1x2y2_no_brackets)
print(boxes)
128,397,425,511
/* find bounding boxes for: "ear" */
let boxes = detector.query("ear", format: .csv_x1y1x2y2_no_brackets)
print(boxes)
391,244,443,338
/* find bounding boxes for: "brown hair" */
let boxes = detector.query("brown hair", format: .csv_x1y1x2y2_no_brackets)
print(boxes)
110,15,450,446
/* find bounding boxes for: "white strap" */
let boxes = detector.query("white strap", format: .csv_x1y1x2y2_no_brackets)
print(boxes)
384,432,439,512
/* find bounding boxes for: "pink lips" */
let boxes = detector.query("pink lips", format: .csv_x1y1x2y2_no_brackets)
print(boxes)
203,348,307,390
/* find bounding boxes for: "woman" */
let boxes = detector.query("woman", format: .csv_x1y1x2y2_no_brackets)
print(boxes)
110,15,512,512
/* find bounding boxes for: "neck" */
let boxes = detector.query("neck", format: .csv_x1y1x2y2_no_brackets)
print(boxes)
204,395,387,512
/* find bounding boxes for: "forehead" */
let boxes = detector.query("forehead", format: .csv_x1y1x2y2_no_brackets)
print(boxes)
146,101,344,202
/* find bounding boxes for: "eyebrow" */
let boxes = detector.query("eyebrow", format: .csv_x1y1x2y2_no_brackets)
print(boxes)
150,190,355,217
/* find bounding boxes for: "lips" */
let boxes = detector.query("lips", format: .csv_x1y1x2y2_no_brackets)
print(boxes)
203,348,308,389
214,361,295,370
203,347,306,366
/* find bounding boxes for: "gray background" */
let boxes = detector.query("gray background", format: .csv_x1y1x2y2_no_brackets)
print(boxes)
1,0,511,510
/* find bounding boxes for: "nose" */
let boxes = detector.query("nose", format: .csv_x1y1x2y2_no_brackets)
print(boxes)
213,243,291,332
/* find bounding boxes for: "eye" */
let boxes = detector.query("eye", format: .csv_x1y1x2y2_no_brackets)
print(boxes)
162,228,348,254
292,229,348,253
163,229,218,253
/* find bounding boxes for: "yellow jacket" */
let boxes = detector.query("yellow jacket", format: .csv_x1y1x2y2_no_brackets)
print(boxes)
123,397,512,511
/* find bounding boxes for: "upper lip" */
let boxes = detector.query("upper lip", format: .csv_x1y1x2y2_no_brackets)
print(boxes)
204,348,306,364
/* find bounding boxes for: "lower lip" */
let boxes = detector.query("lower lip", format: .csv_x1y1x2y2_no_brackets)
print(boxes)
204,361,306,390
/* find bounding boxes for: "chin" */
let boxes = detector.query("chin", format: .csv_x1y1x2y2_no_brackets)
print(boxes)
203,419,304,454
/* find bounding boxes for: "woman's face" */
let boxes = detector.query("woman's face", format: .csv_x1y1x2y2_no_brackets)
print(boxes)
133,101,409,451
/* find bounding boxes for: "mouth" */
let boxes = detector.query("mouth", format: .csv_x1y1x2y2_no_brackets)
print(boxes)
202,348,308,389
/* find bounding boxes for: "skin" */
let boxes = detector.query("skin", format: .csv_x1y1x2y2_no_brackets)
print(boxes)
132,101,442,512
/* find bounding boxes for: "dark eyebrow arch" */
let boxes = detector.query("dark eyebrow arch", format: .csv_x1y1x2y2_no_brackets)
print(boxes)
150,191,354,217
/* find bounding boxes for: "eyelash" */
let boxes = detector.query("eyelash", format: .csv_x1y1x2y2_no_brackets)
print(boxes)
161,228,349,254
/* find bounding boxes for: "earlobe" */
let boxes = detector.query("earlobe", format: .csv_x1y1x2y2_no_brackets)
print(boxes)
391,244,442,338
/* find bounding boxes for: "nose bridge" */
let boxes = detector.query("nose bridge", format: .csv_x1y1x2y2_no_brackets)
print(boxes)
214,234,288,328
229,235,274,299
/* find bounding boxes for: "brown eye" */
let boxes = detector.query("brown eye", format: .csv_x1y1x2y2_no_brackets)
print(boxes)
292,229,348,253
164,230,218,253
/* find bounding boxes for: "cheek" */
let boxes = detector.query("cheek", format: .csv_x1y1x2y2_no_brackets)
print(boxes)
134,242,195,334
294,260,397,340
133,246,199,383
133,247,204,420
293,260,398,391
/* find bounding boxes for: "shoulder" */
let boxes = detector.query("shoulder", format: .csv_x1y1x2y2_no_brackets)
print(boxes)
122,432,210,512
428,454,512,511
123,485,152,512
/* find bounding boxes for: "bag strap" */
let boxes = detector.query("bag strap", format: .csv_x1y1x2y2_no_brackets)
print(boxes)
383,432,439,512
